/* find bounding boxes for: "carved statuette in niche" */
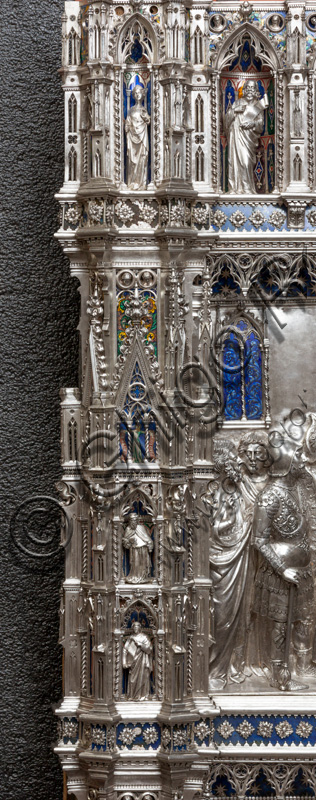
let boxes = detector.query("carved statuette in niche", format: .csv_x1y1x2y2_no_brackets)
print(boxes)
122,512,153,583
225,80,267,193
125,85,150,190
122,621,153,700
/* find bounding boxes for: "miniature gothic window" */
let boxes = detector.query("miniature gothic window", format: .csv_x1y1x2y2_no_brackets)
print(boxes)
164,90,170,128
195,95,204,132
293,152,302,181
97,658,104,699
94,24,101,59
68,94,77,133
222,320,263,421
68,418,78,460
94,149,102,177
174,149,181,178
97,555,104,582
173,25,179,59
220,34,275,194
193,27,203,64
68,29,78,65
68,147,77,181
195,147,204,181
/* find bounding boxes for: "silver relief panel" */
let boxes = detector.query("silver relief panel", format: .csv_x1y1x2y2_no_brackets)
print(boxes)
55,1,316,799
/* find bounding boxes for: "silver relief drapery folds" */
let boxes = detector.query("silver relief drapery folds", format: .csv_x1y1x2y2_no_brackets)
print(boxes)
56,2,316,799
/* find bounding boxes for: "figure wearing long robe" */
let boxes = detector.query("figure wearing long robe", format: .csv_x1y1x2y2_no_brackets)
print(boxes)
231,467,270,679
209,486,250,690
123,514,153,583
225,81,265,194
231,435,272,680
208,435,271,690
125,85,150,190
122,622,152,700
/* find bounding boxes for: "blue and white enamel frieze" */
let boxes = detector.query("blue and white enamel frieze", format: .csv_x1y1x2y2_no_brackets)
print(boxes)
55,0,316,798
59,714,316,750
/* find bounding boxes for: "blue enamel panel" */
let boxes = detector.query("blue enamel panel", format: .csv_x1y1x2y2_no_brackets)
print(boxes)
223,333,242,420
244,331,263,420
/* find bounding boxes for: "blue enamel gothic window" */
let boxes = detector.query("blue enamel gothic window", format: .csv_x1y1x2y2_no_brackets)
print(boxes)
222,320,263,421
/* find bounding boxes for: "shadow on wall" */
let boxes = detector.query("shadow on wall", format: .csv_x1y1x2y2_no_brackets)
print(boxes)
0,0,80,798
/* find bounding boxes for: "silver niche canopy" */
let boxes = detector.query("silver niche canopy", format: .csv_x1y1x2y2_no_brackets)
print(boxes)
55,0,316,798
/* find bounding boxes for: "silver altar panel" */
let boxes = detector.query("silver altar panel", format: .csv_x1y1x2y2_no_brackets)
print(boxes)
55,1,316,797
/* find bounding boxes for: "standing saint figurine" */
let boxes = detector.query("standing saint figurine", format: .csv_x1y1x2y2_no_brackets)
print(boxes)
122,513,153,583
125,85,150,190
225,80,267,193
122,622,153,700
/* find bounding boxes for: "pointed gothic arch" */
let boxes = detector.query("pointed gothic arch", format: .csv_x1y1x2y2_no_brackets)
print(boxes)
68,417,78,461
117,13,157,63
122,597,158,630
214,21,281,72
68,94,77,133
68,28,78,65
68,146,77,181
97,554,104,582
195,147,205,181
193,26,203,65
195,94,204,132
114,332,161,464
118,360,157,464
120,485,156,517
114,328,160,411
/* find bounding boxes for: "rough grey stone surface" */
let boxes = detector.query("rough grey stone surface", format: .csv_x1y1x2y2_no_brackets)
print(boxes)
1,1,79,797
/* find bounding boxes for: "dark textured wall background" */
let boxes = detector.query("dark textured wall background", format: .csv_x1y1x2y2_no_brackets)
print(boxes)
1,1,79,797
